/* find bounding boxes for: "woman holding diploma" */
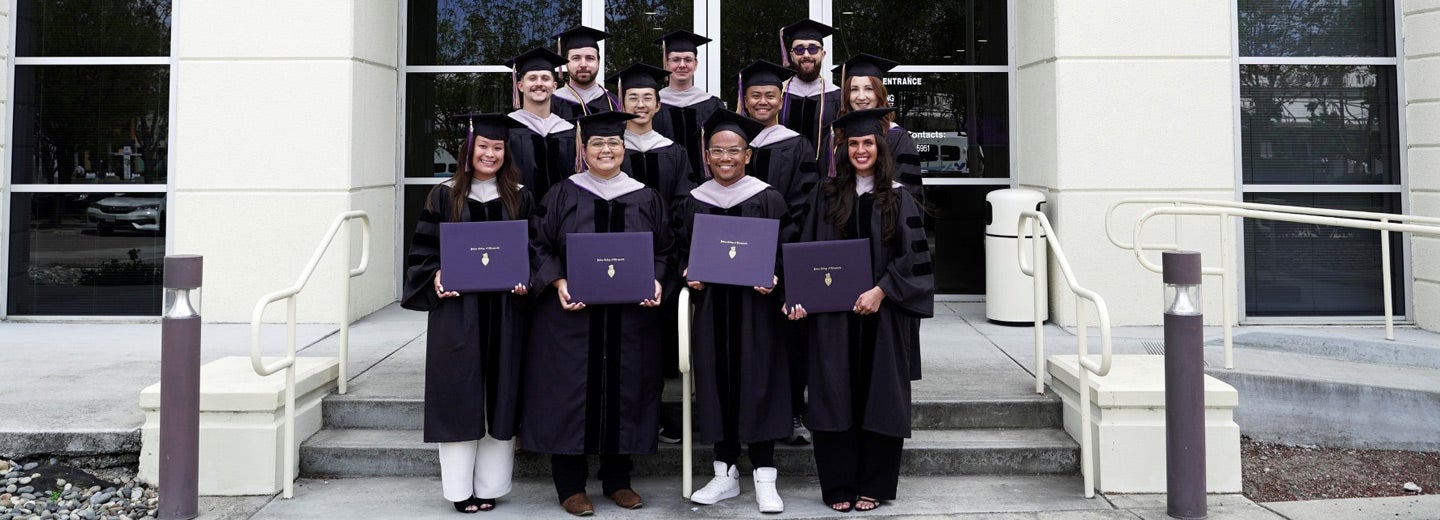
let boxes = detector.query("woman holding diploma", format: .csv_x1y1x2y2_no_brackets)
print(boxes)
524,110,671,516
785,108,934,513
401,113,534,513
673,109,794,513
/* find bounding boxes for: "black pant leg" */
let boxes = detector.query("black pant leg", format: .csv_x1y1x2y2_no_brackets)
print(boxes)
857,430,905,501
811,429,860,504
551,454,589,502
785,322,808,416
748,440,776,468
597,454,634,495
714,439,741,466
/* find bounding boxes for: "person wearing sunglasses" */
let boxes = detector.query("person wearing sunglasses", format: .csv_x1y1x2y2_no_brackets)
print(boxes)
778,19,841,162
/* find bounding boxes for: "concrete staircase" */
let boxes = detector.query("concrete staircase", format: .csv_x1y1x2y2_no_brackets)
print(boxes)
299,393,1080,478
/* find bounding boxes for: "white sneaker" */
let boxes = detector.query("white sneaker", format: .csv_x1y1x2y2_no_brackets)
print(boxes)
754,467,784,513
690,461,740,505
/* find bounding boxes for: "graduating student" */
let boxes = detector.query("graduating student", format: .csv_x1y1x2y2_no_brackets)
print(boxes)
779,19,841,160
738,59,820,444
612,62,695,394
401,113,535,514
834,53,924,200
506,48,578,202
652,30,725,181
674,109,795,513
523,110,672,517
551,25,620,120
785,108,934,513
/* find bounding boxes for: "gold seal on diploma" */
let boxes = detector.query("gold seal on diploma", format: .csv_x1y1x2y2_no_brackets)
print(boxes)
607,264,616,278
481,253,490,266
728,246,737,259
824,273,833,287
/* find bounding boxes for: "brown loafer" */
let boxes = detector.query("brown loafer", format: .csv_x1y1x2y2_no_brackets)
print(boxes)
607,488,644,509
561,493,594,516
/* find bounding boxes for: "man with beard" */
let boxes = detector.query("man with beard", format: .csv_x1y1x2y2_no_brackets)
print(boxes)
778,19,840,161
651,30,724,183
739,59,819,446
505,48,577,202
552,25,620,120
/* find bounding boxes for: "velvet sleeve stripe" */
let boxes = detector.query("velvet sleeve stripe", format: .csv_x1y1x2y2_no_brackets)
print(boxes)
411,230,440,249
906,215,924,229
912,261,933,277
911,239,929,253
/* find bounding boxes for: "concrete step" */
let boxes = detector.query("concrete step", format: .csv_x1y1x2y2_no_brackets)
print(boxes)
299,428,1079,479
320,395,1063,431
1217,330,1440,370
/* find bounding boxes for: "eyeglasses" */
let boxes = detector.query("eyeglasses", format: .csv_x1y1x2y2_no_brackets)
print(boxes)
587,139,625,150
667,56,697,65
706,147,745,158
791,44,823,56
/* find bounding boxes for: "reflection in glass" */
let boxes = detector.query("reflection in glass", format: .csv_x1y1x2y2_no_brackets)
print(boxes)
407,0,582,66
1240,65,1400,185
1243,192,1403,317
924,185,1003,294
1238,0,1394,58
884,73,1008,178
834,0,1005,65
405,73,516,179
10,66,171,185
7,193,165,315
15,0,172,57
605,1,693,71
719,0,808,108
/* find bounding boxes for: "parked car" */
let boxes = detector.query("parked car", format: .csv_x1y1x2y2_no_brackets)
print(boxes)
86,194,165,235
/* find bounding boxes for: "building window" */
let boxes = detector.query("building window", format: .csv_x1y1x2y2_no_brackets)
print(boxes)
1237,0,1404,318
5,1,173,317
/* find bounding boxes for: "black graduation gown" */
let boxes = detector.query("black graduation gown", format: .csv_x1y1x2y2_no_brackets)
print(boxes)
653,96,724,182
508,127,577,203
783,89,841,155
522,180,672,455
798,186,934,439
674,188,797,444
551,91,618,120
401,185,535,443
748,134,821,227
622,143,696,215
886,126,925,202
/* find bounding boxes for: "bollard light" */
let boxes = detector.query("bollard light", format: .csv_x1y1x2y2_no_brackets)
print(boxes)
1162,251,1206,520
160,255,202,520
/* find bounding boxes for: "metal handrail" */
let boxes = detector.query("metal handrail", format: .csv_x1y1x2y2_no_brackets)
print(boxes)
249,210,370,499
1016,210,1113,499
676,288,694,499
1106,198,1440,368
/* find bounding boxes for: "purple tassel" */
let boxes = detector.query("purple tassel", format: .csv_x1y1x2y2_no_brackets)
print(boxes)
779,29,789,67
827,128,837,178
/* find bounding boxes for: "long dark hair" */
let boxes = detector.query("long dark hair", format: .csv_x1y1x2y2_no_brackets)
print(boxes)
823,134,900,241
836,75,895,126
428,133,523,221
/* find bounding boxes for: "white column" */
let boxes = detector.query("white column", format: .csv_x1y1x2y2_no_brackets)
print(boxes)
2,3,10,206
1405,0,1440,332
172,0,399,322
1015,1,1236,326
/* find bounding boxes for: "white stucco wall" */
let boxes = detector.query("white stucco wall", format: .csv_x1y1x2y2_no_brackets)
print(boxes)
1016,0,1237,326
171,0,398,322
1406,0,1440,332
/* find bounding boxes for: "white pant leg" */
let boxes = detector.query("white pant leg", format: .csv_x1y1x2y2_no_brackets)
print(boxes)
438,441,479,502
472,436,515,499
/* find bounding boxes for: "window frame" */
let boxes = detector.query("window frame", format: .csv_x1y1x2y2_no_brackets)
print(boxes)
1230,0,1411,324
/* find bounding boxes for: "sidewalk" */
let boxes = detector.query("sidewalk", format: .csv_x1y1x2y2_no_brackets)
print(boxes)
4,301,1440,519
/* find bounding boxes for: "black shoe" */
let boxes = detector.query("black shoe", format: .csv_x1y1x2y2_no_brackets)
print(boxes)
788,416,811,445
658,423,682,444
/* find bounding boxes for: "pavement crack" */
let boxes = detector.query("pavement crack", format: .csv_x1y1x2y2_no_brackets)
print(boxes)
344,332,423,383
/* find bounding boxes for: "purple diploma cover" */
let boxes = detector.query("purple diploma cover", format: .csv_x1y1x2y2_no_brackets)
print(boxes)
781,239,873,313
439,220,530,293
566,231,656,305
686,213,780,287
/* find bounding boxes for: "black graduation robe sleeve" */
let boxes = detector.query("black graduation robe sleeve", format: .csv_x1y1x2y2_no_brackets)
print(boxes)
401,186,447,312
530,183,573,292
887,127,924,202
878,193,935,319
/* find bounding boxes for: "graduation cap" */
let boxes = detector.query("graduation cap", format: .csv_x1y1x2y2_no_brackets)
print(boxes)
834,53,900,80
831,107,895,138
702,109,766,144
655,30,711,57
738,60,796,90
453,112,525,141
573,111,639,172
504,48,567,109
607,63,670,96
554,25,610,55
779,19,834,65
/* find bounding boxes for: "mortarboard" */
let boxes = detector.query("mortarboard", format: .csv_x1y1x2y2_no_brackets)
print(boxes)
834,53,900,80
607,63,670,96
655,30,711,57
504,48,567,109
554,25,611,55
453,112,526,141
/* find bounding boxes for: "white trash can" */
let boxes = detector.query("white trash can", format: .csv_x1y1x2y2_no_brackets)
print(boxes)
985,189,1048,324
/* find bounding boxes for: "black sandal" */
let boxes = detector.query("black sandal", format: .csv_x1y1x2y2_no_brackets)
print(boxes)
454,496,481,514
855,496,881,511
476,498,497,511
829,500,854,513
